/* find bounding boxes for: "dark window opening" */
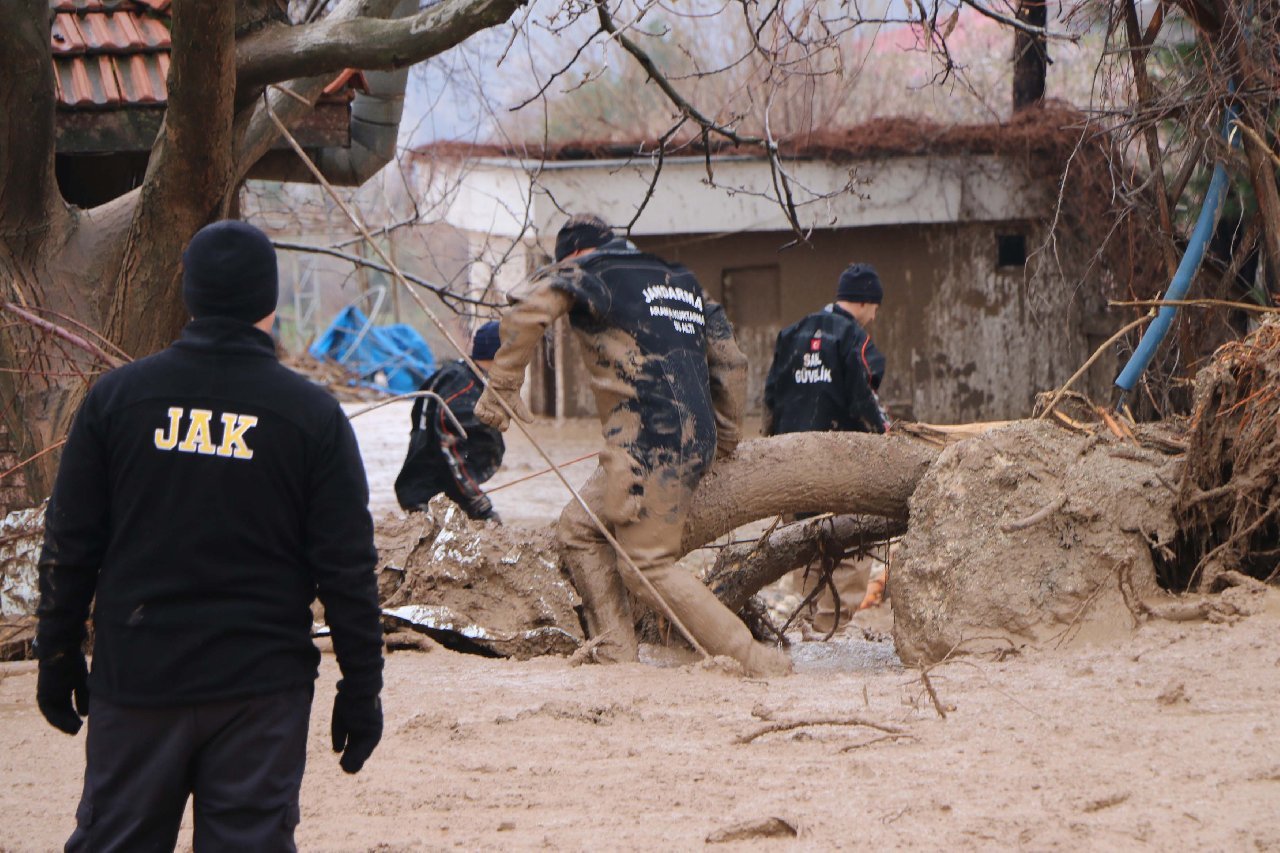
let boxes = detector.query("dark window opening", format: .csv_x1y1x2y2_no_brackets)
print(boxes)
997,233,1027,268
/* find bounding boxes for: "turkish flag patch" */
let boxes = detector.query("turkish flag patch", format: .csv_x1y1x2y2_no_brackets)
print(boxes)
810,337,821,351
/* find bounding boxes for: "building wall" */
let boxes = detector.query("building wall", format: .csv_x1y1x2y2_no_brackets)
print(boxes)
547,220,1114,423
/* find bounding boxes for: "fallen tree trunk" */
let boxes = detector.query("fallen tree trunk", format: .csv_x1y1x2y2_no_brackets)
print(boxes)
704,515,905,614
680,432,938,553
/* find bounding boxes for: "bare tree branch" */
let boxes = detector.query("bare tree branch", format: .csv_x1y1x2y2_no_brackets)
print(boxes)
1,302,127,369
237,0,527,89
272,239,503,310
957,0,1078,41
0,0,65,243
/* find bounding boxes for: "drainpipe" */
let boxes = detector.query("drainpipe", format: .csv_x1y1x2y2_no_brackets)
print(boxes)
249,0,414,186
1113,104,1241,408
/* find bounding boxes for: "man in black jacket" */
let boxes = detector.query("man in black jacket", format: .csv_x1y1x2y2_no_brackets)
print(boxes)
36,220,384,851
475,214,791,677
763,262,888,437
763,263,890,632
394,321,505,521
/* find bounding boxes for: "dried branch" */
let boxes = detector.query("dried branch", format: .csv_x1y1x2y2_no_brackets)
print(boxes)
272,240,504,310
957,0,1078,41
1,303,127,369
736,715,906,744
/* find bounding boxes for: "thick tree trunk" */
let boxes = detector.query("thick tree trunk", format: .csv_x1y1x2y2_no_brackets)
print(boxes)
1011,0,1047,112
680,432,938,554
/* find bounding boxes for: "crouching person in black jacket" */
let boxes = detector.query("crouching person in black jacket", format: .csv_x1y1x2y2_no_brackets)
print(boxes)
36,221,384,852
394,321,506,522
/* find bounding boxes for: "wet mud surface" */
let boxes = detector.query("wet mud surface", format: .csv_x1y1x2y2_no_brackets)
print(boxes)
3,413,1277,848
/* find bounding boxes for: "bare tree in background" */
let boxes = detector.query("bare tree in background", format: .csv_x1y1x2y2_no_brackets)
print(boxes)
3,0,1277,508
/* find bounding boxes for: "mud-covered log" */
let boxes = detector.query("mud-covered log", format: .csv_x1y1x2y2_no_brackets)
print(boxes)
680,432,938,554
705,515,905,614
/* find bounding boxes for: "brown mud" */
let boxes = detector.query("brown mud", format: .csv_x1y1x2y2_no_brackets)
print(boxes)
2,412,1279,848
375,501,583,659
892,420,1184,665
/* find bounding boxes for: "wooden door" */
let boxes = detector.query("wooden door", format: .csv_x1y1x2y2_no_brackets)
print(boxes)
720,265,782,414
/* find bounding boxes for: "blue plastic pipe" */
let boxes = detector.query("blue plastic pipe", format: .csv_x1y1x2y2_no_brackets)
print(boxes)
1114,107,1241,403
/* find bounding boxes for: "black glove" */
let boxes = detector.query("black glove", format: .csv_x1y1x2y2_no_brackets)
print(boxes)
37,652,89,735
331,689,382,774
466,495,500,524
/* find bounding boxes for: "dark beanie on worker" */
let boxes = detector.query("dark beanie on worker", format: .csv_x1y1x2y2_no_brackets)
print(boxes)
471,320,501,361
836,263,883,304
554,214,614,262
182,220,279,323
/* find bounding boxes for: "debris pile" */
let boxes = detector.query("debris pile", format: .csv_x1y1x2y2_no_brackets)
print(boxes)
891,421,1183,666
1176,318,1280,590
374,498,583,658
281,350,383,401
0,504,45,660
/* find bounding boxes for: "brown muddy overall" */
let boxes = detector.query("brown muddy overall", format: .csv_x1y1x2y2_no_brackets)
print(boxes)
479,243,790,677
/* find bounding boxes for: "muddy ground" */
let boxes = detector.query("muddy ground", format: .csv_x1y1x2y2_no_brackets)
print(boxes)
1,406,1277,850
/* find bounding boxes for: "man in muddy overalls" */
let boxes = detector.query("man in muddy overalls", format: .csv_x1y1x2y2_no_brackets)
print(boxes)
764,263,890,633
475,214,791,677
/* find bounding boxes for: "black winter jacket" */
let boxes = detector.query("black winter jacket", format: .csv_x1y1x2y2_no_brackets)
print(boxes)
763,304,888,435
394,359,505,516
37,318,383,706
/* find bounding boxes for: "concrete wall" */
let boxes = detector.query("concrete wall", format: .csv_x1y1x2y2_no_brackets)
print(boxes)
547,220,1114,423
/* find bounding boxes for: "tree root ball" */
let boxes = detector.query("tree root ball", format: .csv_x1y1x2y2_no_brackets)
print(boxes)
891,421,1182,666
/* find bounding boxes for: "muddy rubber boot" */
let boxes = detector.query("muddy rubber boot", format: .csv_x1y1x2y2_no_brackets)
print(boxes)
633,562,788,675
557,470,639,664
563,549,639,664
742,642,793,678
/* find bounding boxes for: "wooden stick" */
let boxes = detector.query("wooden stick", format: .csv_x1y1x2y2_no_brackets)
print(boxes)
1038,314,1153,421
1109,298,1280,314
735,715,905,744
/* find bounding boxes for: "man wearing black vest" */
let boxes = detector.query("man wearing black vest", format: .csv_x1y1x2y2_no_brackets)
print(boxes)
36,220,384,851
764,263,890,632
474,214,791,677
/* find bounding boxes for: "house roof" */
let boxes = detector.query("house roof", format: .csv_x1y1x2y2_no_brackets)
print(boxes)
50,0,172,109
49,0,368,154
49,1,365,111
411,105,1089,167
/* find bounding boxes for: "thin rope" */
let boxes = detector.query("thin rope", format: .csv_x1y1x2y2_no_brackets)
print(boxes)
265,98,708,657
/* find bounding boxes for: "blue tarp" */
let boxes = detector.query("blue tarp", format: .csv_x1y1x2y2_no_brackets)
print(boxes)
309,306,435,394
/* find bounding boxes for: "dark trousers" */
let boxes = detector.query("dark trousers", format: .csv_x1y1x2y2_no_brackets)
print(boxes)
67,686,312,853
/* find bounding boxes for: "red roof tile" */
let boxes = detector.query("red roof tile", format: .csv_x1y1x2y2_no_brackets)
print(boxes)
54,54,122,108
49,0,357,114
113,53,169,103
78,11,146,52
50,13,87,55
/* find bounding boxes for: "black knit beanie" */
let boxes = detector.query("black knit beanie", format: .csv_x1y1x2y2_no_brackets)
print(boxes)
554,214,614,262
836,263,883,304
182,220,279,323
471,320,501,362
